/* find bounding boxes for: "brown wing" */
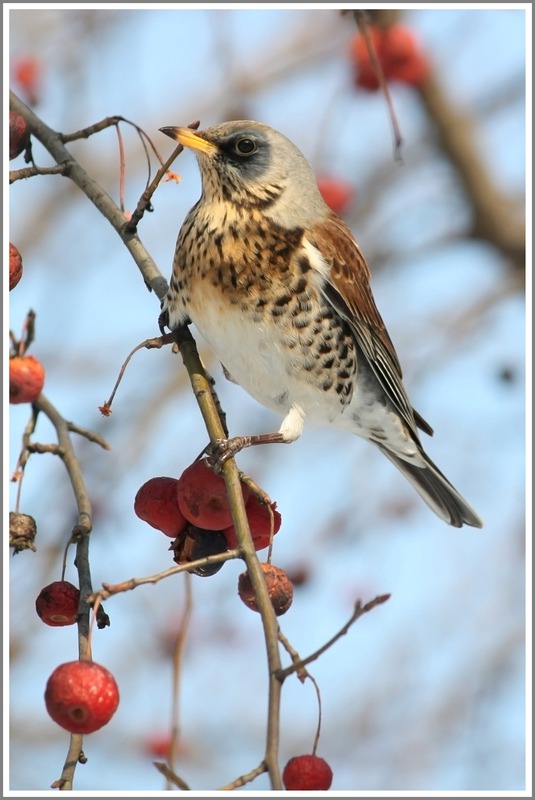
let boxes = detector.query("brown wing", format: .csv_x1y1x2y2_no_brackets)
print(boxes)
306,213,433,439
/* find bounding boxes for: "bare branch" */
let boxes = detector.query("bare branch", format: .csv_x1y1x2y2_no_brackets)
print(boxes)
153,762,190,791
50,735,84,791
417,72,525,266
218,761,268,791
168,325,284,790
167,578,193,788
10,164,69,182
26,394,109,788
59,115,124,142
276,594,391,681
88,549,240,603
9,91,169,299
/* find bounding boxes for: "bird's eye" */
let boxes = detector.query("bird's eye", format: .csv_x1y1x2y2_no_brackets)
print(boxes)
235,138,257,155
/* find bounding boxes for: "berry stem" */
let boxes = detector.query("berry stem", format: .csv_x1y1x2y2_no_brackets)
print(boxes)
309,675,322,757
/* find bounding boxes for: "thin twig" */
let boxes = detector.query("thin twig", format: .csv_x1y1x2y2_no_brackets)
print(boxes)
153,762,190,791
10,164,69,182
218,761,268,791
9,91,170,300
59,115,124,142
354,11,403,160
276,594,391,681
123,143,182,233
167,576,193,788
87,549,239,603
309,674,323,756
66,422,111,450
124,120,201,232
98,333,175,416
278,628,308,683
50,735,84,790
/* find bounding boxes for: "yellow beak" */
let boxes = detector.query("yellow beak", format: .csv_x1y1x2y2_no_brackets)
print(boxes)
159,126,217,154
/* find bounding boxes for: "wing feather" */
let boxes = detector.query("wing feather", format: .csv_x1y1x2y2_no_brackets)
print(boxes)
305,214,433,439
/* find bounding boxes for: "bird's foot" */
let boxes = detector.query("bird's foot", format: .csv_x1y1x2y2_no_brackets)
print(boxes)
207,436,253,471
206,432,286,472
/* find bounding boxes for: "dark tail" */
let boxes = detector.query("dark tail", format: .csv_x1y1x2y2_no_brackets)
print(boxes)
377,446,483,528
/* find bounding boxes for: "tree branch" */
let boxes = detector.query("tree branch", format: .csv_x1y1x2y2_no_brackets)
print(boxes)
276,594,391,681
169,326,284,790
9,91,169,299
32,394,107,791
417,72,525,266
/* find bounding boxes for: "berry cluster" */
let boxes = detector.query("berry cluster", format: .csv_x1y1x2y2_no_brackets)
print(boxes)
134,460,295,616
350,24,430,90
134,459,282,570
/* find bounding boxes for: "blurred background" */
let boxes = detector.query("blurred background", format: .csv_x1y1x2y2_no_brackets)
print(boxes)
7,6,528,794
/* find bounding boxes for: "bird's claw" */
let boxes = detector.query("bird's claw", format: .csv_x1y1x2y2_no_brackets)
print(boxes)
206,436,252,472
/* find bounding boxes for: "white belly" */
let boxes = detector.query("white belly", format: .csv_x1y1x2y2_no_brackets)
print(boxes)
188,284,341,424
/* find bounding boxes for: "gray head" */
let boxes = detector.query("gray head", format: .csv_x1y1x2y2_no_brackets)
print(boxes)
160,120,328,227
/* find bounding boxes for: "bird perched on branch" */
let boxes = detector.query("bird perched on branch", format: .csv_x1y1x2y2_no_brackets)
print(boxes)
159,120,482,529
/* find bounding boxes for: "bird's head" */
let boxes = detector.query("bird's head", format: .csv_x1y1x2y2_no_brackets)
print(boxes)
159,120,327,226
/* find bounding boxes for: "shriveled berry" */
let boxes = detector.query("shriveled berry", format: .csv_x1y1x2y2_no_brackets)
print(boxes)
176,459,249,530
223,496,281,551
238,563,293,616
45,660,119,734
9,243,23,290
9,355,45,404
36,581,80,626
134,476,187,538
9,511,37,552
171,523,228,576
282,754,333,790
9,110,30,159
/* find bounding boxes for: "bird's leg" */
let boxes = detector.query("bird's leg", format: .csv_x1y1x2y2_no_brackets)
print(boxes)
207,432,288,472
206,404,305,471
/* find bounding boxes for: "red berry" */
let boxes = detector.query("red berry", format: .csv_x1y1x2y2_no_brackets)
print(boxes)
45,660,119,734
380,25,430,86
223,496,281,551
317,177,354,215
9,243,23,290
134,476,187,538
237,563,293,616
176,459,249,530
145,732,172,758
12,55,42,105
9,110,30,159
350,25,429,91
282,754,333,790
349,28,382,91
9,355,45,404
36,581,80,627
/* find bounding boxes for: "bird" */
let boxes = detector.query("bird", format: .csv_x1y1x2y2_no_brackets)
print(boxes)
158,120,483,529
